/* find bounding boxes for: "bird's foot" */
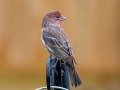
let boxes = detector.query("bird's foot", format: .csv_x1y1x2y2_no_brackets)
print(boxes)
52,59,59,76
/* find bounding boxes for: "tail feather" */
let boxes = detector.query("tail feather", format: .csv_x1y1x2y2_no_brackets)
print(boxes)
66,64,82,87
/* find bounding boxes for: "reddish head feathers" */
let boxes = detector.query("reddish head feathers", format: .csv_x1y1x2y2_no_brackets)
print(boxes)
42,10,66,27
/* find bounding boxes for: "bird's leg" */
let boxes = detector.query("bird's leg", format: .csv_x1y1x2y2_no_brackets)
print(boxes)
52,58,59,76
52,58,59,69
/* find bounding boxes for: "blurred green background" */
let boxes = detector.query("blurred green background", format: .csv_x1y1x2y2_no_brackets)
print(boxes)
0,0,120,90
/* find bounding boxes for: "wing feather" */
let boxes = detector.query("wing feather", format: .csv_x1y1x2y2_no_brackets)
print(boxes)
41,26,75,62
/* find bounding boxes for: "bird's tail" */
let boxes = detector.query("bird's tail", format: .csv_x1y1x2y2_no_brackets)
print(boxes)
66,63,82,87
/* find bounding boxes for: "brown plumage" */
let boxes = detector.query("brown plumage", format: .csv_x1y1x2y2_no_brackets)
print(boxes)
41,10,82,87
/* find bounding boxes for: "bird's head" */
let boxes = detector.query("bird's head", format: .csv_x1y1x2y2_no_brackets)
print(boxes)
42,10,66,27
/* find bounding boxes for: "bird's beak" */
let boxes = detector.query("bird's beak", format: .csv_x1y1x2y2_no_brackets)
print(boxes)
60,16,66,21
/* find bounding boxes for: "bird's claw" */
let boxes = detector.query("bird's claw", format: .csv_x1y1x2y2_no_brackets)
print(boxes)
52,60,59,76
52,65,58,76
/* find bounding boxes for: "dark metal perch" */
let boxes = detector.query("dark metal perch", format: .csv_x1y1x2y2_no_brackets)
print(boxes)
35,55,70,90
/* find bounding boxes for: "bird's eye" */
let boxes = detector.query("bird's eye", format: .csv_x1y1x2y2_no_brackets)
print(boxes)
56,16,59,18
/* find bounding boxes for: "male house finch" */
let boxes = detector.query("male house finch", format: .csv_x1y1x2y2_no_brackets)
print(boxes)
41,10,82,87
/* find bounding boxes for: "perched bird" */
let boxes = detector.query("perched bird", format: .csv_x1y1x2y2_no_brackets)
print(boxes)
41,10,82,87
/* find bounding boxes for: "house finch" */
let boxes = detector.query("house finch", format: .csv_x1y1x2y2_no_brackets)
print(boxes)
41,10,82,87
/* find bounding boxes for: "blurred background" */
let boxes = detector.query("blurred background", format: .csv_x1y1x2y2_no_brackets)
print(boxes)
0,0,120,90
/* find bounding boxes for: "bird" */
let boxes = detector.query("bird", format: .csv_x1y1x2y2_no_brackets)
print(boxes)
41,10,82,87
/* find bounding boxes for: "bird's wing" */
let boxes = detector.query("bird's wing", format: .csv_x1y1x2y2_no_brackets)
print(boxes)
42,26,75,63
